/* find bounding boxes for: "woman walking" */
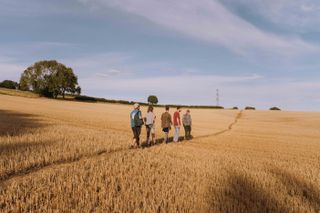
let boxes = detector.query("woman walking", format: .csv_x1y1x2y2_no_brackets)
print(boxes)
145,106,156,146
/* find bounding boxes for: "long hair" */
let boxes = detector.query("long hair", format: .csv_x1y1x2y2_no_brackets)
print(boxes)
148,105,154,113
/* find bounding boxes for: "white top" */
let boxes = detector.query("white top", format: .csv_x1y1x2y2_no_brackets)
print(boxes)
145,112,156,125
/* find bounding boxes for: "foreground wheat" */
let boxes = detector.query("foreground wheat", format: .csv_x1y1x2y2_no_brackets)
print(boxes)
0,94,319,212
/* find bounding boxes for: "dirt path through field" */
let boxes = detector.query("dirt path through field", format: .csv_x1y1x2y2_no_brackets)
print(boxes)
193,110,243,140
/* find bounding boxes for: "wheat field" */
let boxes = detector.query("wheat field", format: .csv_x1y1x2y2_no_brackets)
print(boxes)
0,94,320,212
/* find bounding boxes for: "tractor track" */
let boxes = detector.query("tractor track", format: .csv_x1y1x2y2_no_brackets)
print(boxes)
0,147,131,185
194,110,243,140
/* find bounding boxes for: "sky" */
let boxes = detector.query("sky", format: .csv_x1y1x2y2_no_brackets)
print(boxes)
0,0,320,111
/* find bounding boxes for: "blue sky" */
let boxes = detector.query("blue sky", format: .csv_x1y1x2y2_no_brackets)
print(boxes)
0,0,320,111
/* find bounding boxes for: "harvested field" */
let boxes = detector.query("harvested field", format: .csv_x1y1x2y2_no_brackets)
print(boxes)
0,94,320,212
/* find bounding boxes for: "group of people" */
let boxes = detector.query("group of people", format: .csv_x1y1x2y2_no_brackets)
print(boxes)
130,103,192,147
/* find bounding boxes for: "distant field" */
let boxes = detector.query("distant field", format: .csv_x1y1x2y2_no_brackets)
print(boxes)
0,94,320,212
0,88,39,98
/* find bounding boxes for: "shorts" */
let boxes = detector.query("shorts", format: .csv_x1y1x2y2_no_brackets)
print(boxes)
132,126,141,140
162,127,170,133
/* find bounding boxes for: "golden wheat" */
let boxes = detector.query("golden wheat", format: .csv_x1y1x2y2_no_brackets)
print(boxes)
0,94,320,212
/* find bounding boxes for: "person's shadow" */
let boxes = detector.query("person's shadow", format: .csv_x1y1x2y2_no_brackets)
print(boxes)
140,135,194,148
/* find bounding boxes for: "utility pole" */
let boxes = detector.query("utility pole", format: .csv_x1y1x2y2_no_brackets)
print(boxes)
216,89,220,106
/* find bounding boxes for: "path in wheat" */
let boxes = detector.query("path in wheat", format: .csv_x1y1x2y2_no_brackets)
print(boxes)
194,110,243,140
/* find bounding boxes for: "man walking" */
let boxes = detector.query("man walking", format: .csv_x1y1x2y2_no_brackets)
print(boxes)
161,106,172,143
182,109,192,140
130,103,143,148
173,107,181,142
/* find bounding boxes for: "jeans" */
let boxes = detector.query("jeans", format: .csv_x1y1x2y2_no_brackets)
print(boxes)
131,126,141,145
173,126,180,142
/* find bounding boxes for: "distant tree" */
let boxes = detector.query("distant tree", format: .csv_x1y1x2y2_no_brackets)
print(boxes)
232,107,239,110
19,60,80,98
148,95,158,105
270,107,281,111
0,80,18,89
245,106,256,110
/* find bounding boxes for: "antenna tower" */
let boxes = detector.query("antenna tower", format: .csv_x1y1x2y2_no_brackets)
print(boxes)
216,89,220,106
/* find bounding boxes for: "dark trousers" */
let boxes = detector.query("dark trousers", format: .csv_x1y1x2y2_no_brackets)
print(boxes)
183,125,191,139
132,126,141,145
146,124,153,145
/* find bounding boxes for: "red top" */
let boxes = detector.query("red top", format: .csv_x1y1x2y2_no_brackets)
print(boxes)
173,111,181,126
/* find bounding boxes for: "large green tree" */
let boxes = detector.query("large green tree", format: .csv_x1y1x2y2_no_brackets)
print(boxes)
148,95,159,105
20,60,81,98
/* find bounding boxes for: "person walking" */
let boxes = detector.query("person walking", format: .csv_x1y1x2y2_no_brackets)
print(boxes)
182,109,192,140
161,106,172,143
130,103,143,148
173,107,181,142
144,105,156,146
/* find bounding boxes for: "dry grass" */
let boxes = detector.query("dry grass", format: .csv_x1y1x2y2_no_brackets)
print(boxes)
0,94,320,212
0,88,39,98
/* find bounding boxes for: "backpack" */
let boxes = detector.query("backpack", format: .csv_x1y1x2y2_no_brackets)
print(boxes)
134,111,143,127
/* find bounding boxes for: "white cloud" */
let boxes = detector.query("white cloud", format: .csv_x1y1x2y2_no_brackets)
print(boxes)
79,0,318,58
95,69,124,78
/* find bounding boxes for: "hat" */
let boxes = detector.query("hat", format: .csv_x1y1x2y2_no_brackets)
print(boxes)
134,103,140,109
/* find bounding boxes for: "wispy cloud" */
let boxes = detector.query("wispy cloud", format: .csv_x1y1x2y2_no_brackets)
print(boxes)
62,52,185,78
79,0,319,58
95,69,124,78
220,0,320,33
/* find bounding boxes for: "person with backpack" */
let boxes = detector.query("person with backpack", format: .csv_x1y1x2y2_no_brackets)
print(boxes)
173,106,182,142
161,106,172,143
144,105,156,146
130,103,144,147
182,109,192,140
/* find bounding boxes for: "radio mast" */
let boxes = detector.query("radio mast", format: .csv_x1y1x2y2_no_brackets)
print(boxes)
216,89,220,106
